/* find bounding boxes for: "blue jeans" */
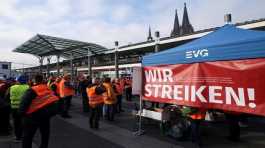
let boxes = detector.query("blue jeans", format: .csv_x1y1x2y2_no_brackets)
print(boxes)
105,104,115,121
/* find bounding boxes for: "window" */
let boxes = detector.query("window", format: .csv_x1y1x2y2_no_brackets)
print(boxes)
2,64,8,69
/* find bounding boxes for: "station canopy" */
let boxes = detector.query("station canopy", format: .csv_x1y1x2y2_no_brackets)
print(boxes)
13,34,108,59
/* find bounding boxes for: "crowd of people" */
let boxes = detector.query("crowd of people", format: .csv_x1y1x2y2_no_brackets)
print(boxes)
0,73,245,148
0,73,133,148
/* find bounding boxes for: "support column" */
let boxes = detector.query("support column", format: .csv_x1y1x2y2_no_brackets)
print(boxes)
87,50,92,77
155,31,160,52
39,56,44,75
114,41,119,78
46,57,51,77
56,55,60,76
70,52,74,82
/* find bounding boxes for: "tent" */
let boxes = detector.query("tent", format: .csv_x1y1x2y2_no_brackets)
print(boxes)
141,25,265,116
143,25,265,66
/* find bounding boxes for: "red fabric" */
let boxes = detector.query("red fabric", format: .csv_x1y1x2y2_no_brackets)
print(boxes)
143,58,265,116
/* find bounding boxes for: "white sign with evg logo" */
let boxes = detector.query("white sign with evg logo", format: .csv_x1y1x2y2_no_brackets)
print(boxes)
185,49,209,59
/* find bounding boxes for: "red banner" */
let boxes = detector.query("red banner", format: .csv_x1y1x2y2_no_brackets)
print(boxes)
143,58,265,116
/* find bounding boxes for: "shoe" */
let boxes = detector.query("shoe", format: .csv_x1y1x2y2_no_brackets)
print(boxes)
239,122,248,128
13,138,22,143
226,136,240,142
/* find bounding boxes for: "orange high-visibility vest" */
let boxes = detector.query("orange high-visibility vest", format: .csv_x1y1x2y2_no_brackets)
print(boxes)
189,109,206,120
102,83,116,105
53,82,60,96
87,86,104,107
59,79,74,98
27,84,59,114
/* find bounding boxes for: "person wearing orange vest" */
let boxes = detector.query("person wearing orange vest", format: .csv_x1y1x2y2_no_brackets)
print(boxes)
59,74,74,118
87,78,104,129
113,78,124,113
19,74,59,148
124,78,132,101
50,77,64,115
224,111,241,142
103,77,116,121
188,107,206,148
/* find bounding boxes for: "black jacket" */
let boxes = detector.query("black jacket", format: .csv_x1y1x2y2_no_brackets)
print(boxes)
19,88,37,116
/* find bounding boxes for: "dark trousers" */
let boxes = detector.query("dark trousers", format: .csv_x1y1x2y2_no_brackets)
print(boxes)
62,96,72,116
0,106,10,135
22,117,50,148
125,87,132,101
58,98,64,114
90,105,102,128
191,119,202,146
12,109,23,139
105,104,115,121
116,95,123,113
226,114,240,141
82,93,89,112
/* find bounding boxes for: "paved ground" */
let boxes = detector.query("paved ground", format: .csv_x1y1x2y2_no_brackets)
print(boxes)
1,96,265,148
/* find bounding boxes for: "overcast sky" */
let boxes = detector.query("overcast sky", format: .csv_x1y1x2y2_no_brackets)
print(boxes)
0,0,264,69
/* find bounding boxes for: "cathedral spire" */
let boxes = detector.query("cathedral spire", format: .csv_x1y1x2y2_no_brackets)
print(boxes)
181,3,194,35
171,9,180,37
147,26,153,41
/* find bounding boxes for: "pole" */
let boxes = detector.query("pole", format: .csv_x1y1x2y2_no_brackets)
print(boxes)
134,66,144,136
155,31,160,52
39,56,44,75
70,52,74,82
47,57,51,77
56,54,60,76
115,41,119,78
87,50,92,77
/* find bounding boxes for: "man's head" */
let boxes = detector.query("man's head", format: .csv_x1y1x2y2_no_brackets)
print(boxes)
115,78,120,83
93,78,100,85
103,77,111,83
55,77,61,83
63,74,71,80
34,74,43,84
16,75,29,84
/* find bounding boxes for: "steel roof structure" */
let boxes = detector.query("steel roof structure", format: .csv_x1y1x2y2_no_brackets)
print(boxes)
13,34,108,59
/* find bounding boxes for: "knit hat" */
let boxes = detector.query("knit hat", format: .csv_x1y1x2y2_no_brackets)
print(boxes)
16,75,28,84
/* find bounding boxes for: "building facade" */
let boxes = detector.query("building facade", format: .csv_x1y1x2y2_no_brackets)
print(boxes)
0,61,11,79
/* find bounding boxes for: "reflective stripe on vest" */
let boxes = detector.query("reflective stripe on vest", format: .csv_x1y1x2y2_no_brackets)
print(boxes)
10,84,29,109
59,79,74,98
87,86,104,106
27,84,59,114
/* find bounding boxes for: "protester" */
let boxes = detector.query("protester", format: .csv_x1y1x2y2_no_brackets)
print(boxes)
47,76,55,88
87,78,104,129
190,108,206,148
8,75,30,142
103,77,116,121
187,107,206,148
225,111,241,142
113,78,124,113
19,74,59,148
59,74,74,118
0,80,11,136
79,75,92,113
124,78,132,101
